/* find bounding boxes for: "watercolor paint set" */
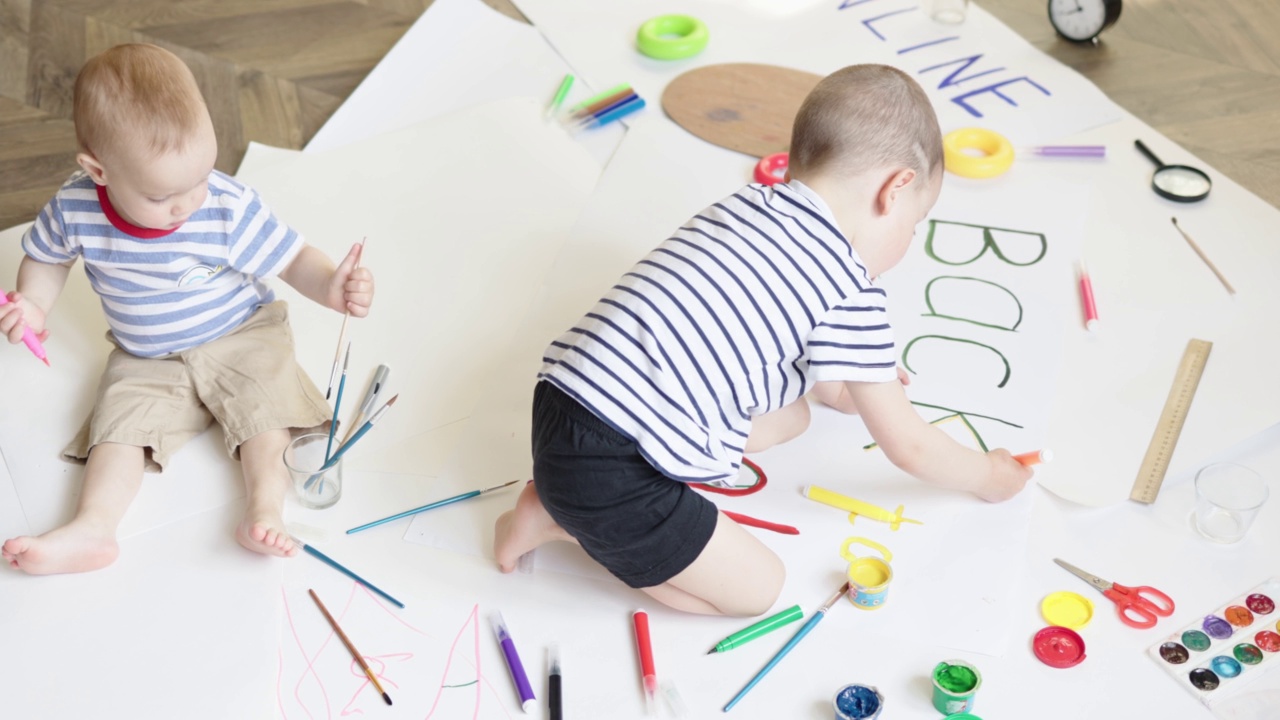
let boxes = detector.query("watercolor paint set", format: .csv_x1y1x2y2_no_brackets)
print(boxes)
1146,577,1280,708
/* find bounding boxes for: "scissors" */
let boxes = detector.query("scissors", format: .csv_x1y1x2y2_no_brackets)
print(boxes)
1054,559,1175,629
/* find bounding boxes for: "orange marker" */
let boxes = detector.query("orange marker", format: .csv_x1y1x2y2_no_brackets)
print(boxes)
1015,449,1054,466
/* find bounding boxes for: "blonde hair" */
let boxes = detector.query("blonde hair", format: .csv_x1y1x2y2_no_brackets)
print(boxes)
789,64,942,185
73,43,209,160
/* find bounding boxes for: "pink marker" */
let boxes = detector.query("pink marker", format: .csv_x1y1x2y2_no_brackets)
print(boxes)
1078,261,1099,332
0,288,49,366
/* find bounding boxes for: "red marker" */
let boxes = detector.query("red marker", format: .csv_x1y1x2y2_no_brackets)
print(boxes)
1078,261,1099,333
632,609,658,712
1014,449,1054,466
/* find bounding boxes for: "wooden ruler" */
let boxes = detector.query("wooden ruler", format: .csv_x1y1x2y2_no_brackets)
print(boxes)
1130,338,1213,503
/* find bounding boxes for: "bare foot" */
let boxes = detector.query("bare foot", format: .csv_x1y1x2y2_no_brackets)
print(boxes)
494,482,574,573
236,513,298,558
2,521,119,575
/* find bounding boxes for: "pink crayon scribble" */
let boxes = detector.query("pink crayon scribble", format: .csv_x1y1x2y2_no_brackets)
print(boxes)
278,583,513,719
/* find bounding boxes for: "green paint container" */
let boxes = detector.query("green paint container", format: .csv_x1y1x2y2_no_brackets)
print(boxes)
931,659,982,715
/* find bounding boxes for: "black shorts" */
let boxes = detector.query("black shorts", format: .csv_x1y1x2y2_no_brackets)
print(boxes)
531,381,719,588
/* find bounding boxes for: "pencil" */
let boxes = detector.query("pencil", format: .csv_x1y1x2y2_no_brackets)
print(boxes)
294,538,405,608
325,237,367,399
308,589,393,706
1171,217,1235,295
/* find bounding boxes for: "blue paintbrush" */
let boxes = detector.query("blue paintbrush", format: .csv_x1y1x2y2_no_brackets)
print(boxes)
346,479,520,534
293,536,404,609
723,582,850,712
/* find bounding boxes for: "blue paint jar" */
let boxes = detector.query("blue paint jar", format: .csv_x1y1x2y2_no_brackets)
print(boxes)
833,684,884,720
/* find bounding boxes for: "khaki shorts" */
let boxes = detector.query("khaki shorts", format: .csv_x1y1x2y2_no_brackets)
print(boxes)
64,301,331,472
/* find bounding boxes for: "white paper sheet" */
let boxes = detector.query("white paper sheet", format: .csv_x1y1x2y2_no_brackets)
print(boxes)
305,0,624,167
0,502,281,719
512,0,1122,146
0,224,248,540
405,114,1092,655
0,446,29,538
235,98,601,478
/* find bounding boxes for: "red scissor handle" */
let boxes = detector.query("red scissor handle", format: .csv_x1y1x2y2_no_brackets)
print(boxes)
1105,583,1175,628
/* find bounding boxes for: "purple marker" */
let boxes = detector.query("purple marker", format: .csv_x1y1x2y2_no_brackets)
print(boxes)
492,612,537,713
1029,145,1106,158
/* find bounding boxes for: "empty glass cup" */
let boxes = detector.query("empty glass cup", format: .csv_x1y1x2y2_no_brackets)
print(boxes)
1193,463,1268,543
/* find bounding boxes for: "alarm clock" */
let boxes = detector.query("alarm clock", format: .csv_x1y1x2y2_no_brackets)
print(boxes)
1048,0,1121,43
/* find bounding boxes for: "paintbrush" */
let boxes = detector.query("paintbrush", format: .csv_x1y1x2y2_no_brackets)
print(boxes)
308,589,393,705
325,237,367,399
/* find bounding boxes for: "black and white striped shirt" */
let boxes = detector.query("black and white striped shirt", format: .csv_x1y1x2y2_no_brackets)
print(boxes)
540,181,897,484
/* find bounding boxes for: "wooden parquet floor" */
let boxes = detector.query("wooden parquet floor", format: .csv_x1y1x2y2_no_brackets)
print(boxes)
1,0,1277,231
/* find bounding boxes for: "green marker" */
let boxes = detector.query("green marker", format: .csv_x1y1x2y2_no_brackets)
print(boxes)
568,82,630,112
707,604,804,654
546,74,575,118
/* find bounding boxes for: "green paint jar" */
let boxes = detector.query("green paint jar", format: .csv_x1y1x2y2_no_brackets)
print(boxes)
932,659,982,714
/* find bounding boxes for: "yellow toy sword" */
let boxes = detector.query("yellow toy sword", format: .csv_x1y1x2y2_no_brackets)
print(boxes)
803,485,923,531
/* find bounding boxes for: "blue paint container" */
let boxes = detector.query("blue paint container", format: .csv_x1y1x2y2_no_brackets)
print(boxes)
833,684,884,720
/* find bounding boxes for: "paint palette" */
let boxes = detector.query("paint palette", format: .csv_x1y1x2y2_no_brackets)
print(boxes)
1147,578,1280,708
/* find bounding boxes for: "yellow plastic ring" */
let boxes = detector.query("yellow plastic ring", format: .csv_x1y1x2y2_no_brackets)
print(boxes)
636,15,709,60
943,127,1015,179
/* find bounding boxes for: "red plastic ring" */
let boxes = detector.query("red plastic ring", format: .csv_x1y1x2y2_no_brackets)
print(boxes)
754,153,790,185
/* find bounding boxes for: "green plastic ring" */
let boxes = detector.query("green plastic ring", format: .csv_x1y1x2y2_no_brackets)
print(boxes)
636,15,709,60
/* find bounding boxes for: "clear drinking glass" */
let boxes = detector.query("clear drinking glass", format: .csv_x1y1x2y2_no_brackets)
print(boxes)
286,433,343,509
1193,462,1268,543
927,0,969,24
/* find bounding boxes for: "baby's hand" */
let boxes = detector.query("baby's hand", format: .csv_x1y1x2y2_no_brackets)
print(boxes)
329,243,375,316
975,448,1033,502
0,291,49,346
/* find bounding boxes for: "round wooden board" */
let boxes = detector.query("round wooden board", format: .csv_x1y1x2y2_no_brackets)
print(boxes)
661,63,824,158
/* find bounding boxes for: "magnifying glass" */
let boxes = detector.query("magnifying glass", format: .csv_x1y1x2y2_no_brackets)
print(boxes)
1134,139,1212,202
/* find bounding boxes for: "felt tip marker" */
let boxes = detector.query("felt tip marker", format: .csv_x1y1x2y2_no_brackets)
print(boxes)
0,289,50,366
548,644,563,720
633,609,658,713
492,612,537,713
1079,261,1099,332
1014,449,1054,466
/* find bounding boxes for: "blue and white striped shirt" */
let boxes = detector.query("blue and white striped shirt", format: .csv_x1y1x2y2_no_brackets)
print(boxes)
540,181,898,485
22,171,304,358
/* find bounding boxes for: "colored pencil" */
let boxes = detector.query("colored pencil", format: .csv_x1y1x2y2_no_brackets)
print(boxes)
722,510,799,535
325,237,367,399
294,538,405,609
325,342,351,462
340,364,390,447
723,583,849,711
308,589,393,705
346,479,520,534
492,612,537,713
707,604,805,654
546,74,574,118
1171,217,1236,295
